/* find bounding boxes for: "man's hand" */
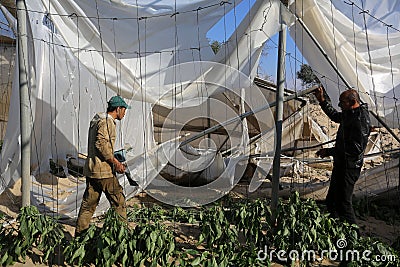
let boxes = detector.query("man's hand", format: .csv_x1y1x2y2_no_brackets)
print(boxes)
109,157,126,174
314,87,325,103
316,148,329,158
115,161,126,174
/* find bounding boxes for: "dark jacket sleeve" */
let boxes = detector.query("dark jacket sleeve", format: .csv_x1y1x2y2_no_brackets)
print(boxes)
319,100,342,123
325,147,336,157
318,101,339,158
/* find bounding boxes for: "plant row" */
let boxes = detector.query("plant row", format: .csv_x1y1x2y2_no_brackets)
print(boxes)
0,192,399,266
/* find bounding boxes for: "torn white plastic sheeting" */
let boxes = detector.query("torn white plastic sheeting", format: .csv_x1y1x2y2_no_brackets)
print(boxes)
289,0,400,127
355,158,399,198
1,0,399,215
30,138,177,218
1,0,285,198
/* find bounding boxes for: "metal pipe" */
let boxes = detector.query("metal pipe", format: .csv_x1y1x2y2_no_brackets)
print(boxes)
280,139,336,153
250,148,400,161
271,24,287,221
179,85,319,148
17,0,31,206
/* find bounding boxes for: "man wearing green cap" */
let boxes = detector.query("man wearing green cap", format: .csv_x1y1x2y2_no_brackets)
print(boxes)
75,95,131,235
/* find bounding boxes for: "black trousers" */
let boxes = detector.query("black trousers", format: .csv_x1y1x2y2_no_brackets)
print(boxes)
326,165,361,225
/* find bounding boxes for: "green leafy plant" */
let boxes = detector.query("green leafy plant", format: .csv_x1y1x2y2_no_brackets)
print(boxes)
273,192,359,266
129,221,176,266
171,207,199,224
95,210,131,267
173,249,211,266
67,210,132,267
198,206,237,249
127,203,169,223
0,206,65,265
63,224,98,266
347,237,400,267
230,243,269,267
64,210,129,267
197,206,235,266
1,194,399,266
226,198,271,246
65,208,176,267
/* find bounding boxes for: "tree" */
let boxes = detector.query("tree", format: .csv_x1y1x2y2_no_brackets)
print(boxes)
296,64,320,86
297,64,330,103
210,40,222,54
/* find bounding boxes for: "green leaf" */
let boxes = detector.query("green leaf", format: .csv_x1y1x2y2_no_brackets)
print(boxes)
150,231,157,242
118,226,125,240
168,241,175,255
191,257,201,266
283,227,290,236
157,235,163,247
0,251,8,265
71,245,85,262
145,236,152,250
150,242,156,255
122,251,128,266
14,245,22,257
198,233,205,244
215,224,222,238
133,252,142,265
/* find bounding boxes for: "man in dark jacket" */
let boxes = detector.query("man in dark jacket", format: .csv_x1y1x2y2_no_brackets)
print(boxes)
314,87,370,225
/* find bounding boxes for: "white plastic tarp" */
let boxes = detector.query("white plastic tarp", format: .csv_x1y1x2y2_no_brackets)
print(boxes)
0,0,288,215
289,0,400,127
1,0,400,215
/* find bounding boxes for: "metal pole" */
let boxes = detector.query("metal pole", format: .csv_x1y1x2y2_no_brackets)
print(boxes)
17,0,31,206
179,85,319,147
179,85,318,148
271,24,287,221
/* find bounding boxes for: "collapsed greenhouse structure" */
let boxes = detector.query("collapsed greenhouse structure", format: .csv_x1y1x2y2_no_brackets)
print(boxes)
0,0,399,265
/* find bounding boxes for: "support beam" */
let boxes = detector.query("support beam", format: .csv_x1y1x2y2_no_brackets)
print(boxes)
17,0,31,207
271,24,287,222
179,85,318,148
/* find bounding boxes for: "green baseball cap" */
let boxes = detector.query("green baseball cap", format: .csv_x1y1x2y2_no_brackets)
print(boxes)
108,95,131,109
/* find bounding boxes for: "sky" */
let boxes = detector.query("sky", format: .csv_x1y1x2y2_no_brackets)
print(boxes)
206,0,307,90
0,7,14,39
